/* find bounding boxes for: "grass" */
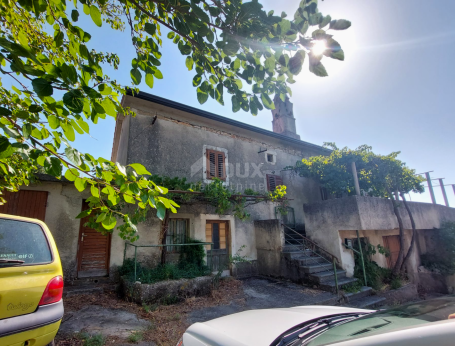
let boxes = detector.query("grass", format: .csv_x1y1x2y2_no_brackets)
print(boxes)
390,277,402,290
142,302,158,313
77,333,105,346
343,281,363,294
127,331,144,343
168,313,181,321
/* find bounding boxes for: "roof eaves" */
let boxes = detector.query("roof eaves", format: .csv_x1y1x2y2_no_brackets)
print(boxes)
125,90,331,153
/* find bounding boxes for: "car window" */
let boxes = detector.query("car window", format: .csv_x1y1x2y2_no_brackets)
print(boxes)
306,296,455,346
0,218,52,266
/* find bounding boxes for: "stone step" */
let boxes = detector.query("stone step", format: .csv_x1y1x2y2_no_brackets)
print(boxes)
296,256,330,266
317,286,373,306
300,263,333,274
64,285,104,297
282,244,308,253
347,296,386,309
66,276,111,286
319,277,359,292
309,269,347,283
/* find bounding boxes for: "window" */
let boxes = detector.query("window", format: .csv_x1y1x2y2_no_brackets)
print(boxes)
267,154,274,162
266,174,283,192
0,219,52,266
166,219,188,252
206,149,226,180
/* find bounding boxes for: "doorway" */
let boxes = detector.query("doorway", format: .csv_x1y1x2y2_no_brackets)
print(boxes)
76,201,111,277
205,220,229,272
383,235,401,269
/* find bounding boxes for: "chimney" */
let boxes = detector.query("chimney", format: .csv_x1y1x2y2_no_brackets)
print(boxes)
271,95,300,140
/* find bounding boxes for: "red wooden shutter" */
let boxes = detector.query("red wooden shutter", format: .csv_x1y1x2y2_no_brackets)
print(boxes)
267,175,283,191
206,149,225,180
0,190,48,222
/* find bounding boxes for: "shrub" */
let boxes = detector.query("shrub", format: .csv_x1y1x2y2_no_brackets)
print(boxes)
420,221,455,275
353,243,393,290
390,277,402,290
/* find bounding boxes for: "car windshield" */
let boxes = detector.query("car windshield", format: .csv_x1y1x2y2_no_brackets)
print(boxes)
0,218,52,266
305,296,455,346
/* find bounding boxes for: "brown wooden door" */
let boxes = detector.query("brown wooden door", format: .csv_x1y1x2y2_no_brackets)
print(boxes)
205,221,229,272
0,190,48,221
383,235,401,269
77,201,111,277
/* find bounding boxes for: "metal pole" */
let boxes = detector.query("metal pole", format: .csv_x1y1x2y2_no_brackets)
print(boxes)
210,243,213,272
356,230,367,286
439,178,449,207
123,243,127,266
425,172,436,204
333,257,339,295
351,162,361,196
134,246,137,282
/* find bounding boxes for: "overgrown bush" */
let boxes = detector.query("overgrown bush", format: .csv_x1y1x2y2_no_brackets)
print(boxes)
420,221,455,275
353,243,393,290
120,239,210,284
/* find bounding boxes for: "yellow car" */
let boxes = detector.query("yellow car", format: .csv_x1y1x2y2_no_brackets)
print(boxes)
0,214,64,346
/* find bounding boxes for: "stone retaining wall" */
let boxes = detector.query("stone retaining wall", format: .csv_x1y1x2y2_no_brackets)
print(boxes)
120,276,213,304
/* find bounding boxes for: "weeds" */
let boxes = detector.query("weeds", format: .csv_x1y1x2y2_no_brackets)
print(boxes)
343,281,363,293
127,331,144,343
77,333,105,346
390,277,402,290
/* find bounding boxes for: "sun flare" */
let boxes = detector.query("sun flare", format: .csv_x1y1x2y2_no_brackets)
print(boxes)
312,41,327,56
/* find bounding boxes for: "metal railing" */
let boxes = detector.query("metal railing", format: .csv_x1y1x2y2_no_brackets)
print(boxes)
281,224,340,294
123,242,214,282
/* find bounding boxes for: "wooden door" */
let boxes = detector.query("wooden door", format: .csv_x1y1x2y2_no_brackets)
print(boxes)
383,235,401,269
77,201,111,277
205,221,229,272
0,190,48,221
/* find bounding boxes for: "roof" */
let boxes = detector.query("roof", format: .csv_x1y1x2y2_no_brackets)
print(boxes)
34,173,71,184
125,90,330,153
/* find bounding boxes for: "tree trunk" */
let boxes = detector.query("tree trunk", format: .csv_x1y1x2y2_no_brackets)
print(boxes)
160,209,170,265
400,192,417,272
389,190,405,275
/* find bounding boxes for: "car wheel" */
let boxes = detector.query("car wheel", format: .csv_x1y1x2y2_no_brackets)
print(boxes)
46,340,55,346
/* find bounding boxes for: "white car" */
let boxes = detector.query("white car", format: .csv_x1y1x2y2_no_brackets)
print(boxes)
177,296,455,346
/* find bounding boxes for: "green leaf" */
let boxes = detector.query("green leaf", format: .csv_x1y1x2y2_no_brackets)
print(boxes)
91,184,100,197
123,193,135,204
167,32,175,39
32,78,53,97
129,163,151,175
289,50,306,75
156,203,166,220
329,19,351,30
101,98,117,117
61,122,76,141
76,209,91,219
28,105,42,113
130,68,141,85
261,93,275,110
197,89,208,104
71,9,79,22
90,5,102,27
309,59,328,77
144,23,156,36
153,69,163,79
64,168,79,181
22,124,32,139
63,90,84,113
185,56,194,71
65,147,82,166
96,212,107,222
74,177,87,192
102,215,116,230
231,95,240,113
45,157,62,176
0,107,11,116
116,162,127,176
48,115,60,129
319,15,331,28
145,73,154,88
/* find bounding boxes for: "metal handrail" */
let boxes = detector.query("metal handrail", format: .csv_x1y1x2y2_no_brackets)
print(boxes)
281,224,340,264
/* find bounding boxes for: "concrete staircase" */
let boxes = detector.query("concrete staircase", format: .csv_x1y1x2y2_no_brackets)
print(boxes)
281,225,385,309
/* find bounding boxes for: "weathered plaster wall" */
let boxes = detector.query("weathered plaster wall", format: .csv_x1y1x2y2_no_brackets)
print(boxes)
254,219,284,277
20,182,87,280
304,196,455,279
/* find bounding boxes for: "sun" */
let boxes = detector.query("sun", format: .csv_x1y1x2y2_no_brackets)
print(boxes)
312,41,327,56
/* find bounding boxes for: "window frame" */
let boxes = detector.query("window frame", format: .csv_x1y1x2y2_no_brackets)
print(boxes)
165,218,189,253
203,145,229,186
266,174,283,192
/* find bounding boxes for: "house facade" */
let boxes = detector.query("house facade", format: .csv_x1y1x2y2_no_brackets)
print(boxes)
109,91,329,275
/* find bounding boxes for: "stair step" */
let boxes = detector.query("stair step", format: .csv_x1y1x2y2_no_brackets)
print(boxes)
297,256,332,266
64,285,103,297
347,296,386,309
309,269,347,283
319,277,359,292
282,245,307,253
301,263,333,274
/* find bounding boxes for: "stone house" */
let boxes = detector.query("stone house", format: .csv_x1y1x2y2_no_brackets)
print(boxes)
109,91,329,275
3,90,455,293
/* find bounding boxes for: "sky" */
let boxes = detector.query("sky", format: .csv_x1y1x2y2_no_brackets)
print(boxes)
6,0,455,206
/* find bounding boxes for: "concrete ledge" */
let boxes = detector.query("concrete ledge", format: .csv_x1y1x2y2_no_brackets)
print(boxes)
120,276,213,304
